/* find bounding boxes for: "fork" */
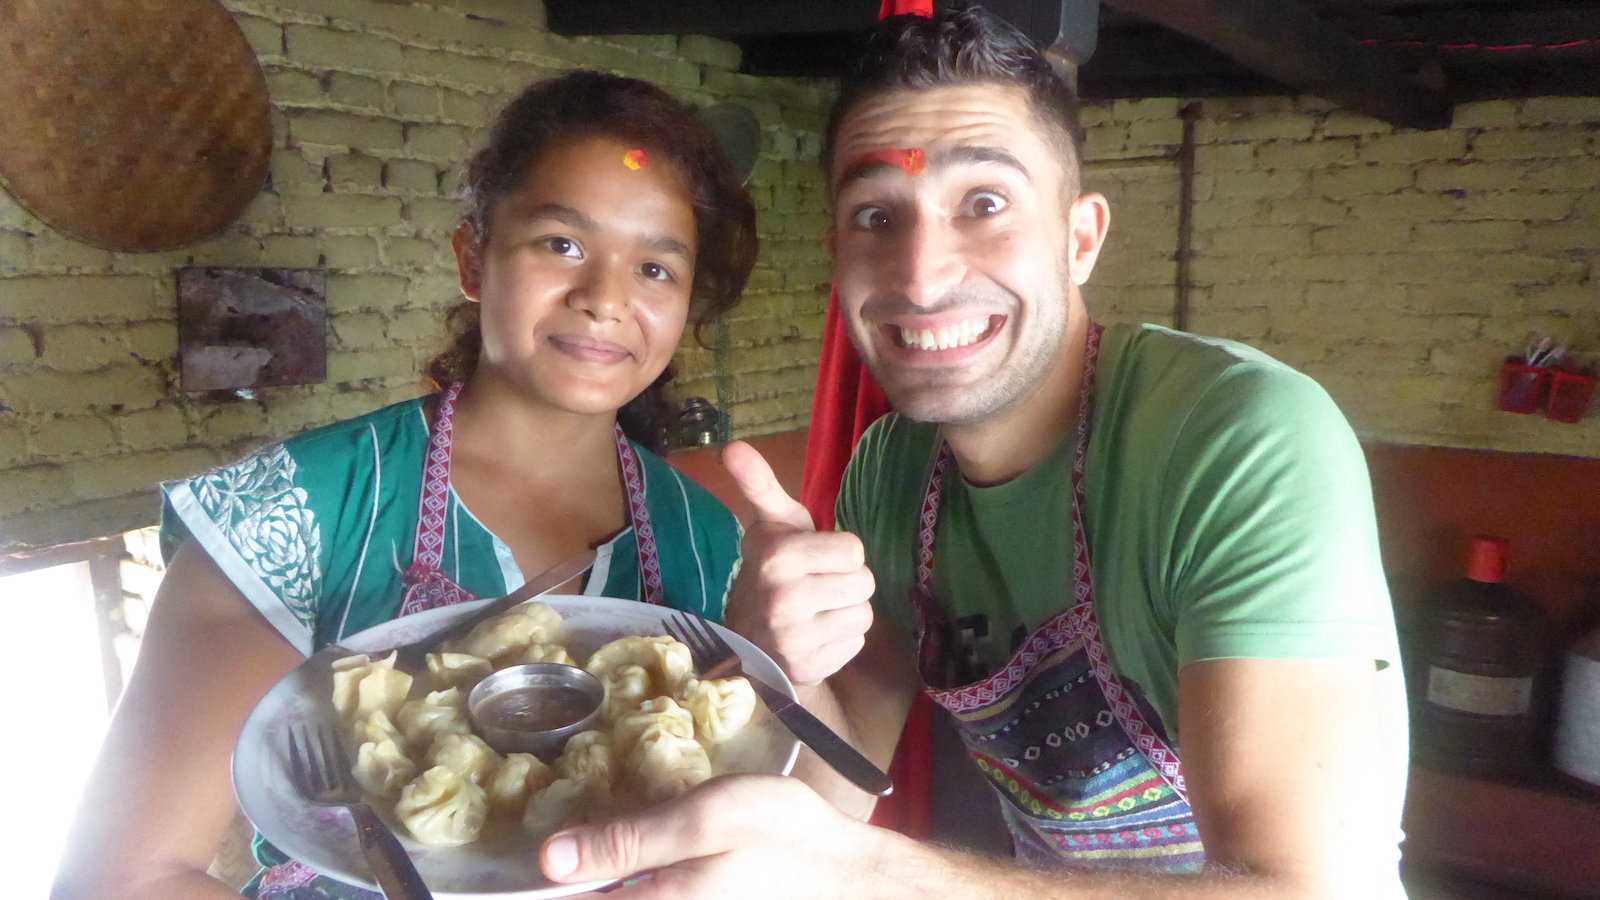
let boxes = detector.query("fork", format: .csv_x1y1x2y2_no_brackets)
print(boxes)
287,723,435,900
665,612,893,797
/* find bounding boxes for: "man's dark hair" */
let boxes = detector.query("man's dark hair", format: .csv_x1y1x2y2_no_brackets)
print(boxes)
822,3,1086,193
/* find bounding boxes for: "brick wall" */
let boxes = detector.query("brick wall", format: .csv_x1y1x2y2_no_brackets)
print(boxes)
1082,95,1600,458
0,0,834,551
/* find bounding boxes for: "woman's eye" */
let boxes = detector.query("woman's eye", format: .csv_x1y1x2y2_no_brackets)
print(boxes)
545,236,582,257
640,262,674,282
850,206,892,231
963,191,1009,217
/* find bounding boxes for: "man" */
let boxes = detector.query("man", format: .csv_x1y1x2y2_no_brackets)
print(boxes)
540,6,1409,897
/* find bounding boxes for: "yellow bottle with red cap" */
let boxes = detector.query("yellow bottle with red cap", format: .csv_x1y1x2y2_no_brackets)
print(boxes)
1414,535,1551,777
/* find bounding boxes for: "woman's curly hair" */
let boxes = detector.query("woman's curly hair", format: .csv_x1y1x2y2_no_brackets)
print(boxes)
426,71,758,451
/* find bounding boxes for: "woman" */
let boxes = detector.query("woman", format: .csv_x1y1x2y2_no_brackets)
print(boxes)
54,71,758,899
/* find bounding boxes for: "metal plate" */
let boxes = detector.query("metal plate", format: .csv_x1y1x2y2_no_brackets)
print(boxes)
234,595,801,898
0,0,271,251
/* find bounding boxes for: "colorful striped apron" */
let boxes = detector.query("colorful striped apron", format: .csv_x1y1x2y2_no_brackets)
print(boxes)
911,324,1206,871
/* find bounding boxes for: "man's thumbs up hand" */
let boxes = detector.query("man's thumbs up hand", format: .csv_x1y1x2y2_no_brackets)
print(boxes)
721,441,875,686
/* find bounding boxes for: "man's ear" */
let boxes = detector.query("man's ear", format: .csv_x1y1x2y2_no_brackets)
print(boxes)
1066,192,1111,287
451,220,484,302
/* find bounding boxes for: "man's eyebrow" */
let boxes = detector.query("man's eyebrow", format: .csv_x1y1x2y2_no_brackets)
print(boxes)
929,145,1031,181
836,145,1032,191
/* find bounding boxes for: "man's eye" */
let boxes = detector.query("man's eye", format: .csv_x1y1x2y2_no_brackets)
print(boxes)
851,207,892,231
963,192,1009,217
641,262,674,282
545,236,582,257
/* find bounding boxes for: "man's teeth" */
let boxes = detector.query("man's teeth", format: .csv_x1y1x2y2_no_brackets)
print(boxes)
898,318,989,351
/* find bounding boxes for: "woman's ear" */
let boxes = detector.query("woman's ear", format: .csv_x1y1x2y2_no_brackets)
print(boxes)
451,220,484,302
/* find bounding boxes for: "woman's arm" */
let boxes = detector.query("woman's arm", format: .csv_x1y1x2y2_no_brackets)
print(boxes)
53,542,305,899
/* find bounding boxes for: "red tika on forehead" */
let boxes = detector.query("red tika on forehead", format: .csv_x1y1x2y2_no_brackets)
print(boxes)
622,148,648,170
861,147,927,176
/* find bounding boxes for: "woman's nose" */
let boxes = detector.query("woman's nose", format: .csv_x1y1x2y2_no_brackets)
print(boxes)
567,260,628,322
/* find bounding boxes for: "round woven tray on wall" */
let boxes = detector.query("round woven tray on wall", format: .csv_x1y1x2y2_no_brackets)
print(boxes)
0,0,271,252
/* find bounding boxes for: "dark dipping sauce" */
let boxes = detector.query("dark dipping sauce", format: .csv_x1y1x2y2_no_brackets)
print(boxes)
477,685,595,732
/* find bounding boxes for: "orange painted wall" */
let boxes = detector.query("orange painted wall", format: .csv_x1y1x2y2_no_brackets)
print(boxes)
1367,443,1600,630
666,430,810,526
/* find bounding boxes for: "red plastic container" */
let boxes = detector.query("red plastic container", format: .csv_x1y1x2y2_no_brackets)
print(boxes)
1497,358,1552,414
1547,369,1597,423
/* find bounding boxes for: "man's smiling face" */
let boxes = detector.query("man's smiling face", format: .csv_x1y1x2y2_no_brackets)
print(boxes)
828,83,1080,425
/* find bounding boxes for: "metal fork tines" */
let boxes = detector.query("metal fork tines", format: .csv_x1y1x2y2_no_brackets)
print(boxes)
286,724,435,899
666,611,743,679
664,612,893,797
288,723,360,805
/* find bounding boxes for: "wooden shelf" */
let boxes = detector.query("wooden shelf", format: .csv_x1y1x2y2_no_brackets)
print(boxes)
1402,763,1600,898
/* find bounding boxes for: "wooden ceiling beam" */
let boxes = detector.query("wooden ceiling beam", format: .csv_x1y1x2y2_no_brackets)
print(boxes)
544,0,1088,54
543,1,877,38
1103,0,1453,128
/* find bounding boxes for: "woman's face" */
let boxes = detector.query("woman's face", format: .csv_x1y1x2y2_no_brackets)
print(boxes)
454,135,698,418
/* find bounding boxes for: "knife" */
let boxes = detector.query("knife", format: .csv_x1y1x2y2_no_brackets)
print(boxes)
331,548,597,670
747,676,894,797
350,803,434,900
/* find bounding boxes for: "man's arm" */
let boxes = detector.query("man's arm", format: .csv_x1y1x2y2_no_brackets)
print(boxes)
541,655,1400,900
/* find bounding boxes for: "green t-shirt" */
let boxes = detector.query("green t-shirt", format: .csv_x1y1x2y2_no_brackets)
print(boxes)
837,323,1406,755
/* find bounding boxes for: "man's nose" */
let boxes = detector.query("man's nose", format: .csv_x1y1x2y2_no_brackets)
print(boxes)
894,215,966,307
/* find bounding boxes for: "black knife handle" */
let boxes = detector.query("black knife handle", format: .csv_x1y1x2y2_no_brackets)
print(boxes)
749,677,894,797
350,803,434,899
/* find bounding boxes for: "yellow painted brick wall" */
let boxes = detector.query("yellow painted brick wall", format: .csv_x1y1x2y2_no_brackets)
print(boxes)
1080,95,1600,459
0,0,833,551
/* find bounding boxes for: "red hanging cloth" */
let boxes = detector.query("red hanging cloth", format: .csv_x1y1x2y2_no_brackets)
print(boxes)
798,0,935,843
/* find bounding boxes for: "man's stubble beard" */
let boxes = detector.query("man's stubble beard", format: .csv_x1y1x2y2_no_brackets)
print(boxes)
853,260,1074,427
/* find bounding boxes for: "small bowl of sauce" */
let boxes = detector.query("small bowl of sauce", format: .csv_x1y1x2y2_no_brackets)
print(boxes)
467,663,604,759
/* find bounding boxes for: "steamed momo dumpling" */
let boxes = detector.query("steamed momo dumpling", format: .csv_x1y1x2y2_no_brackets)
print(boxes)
599,664,653,723
396,688,472,749
613,697,695,757
518,642,576,666
426,732,500,785
522,776,611,835
554,730,614,785
331,653,414,725
584,635,694,697
679,676,757,744
396,766,488,846
426,652,493,691
449,602,562,664
352,737,416,799
355,710,407,751
513,601,563,639
627,729,712,804
487,752,555,819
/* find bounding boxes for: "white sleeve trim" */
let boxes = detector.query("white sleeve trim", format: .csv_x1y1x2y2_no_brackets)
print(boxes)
164,481,315,657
